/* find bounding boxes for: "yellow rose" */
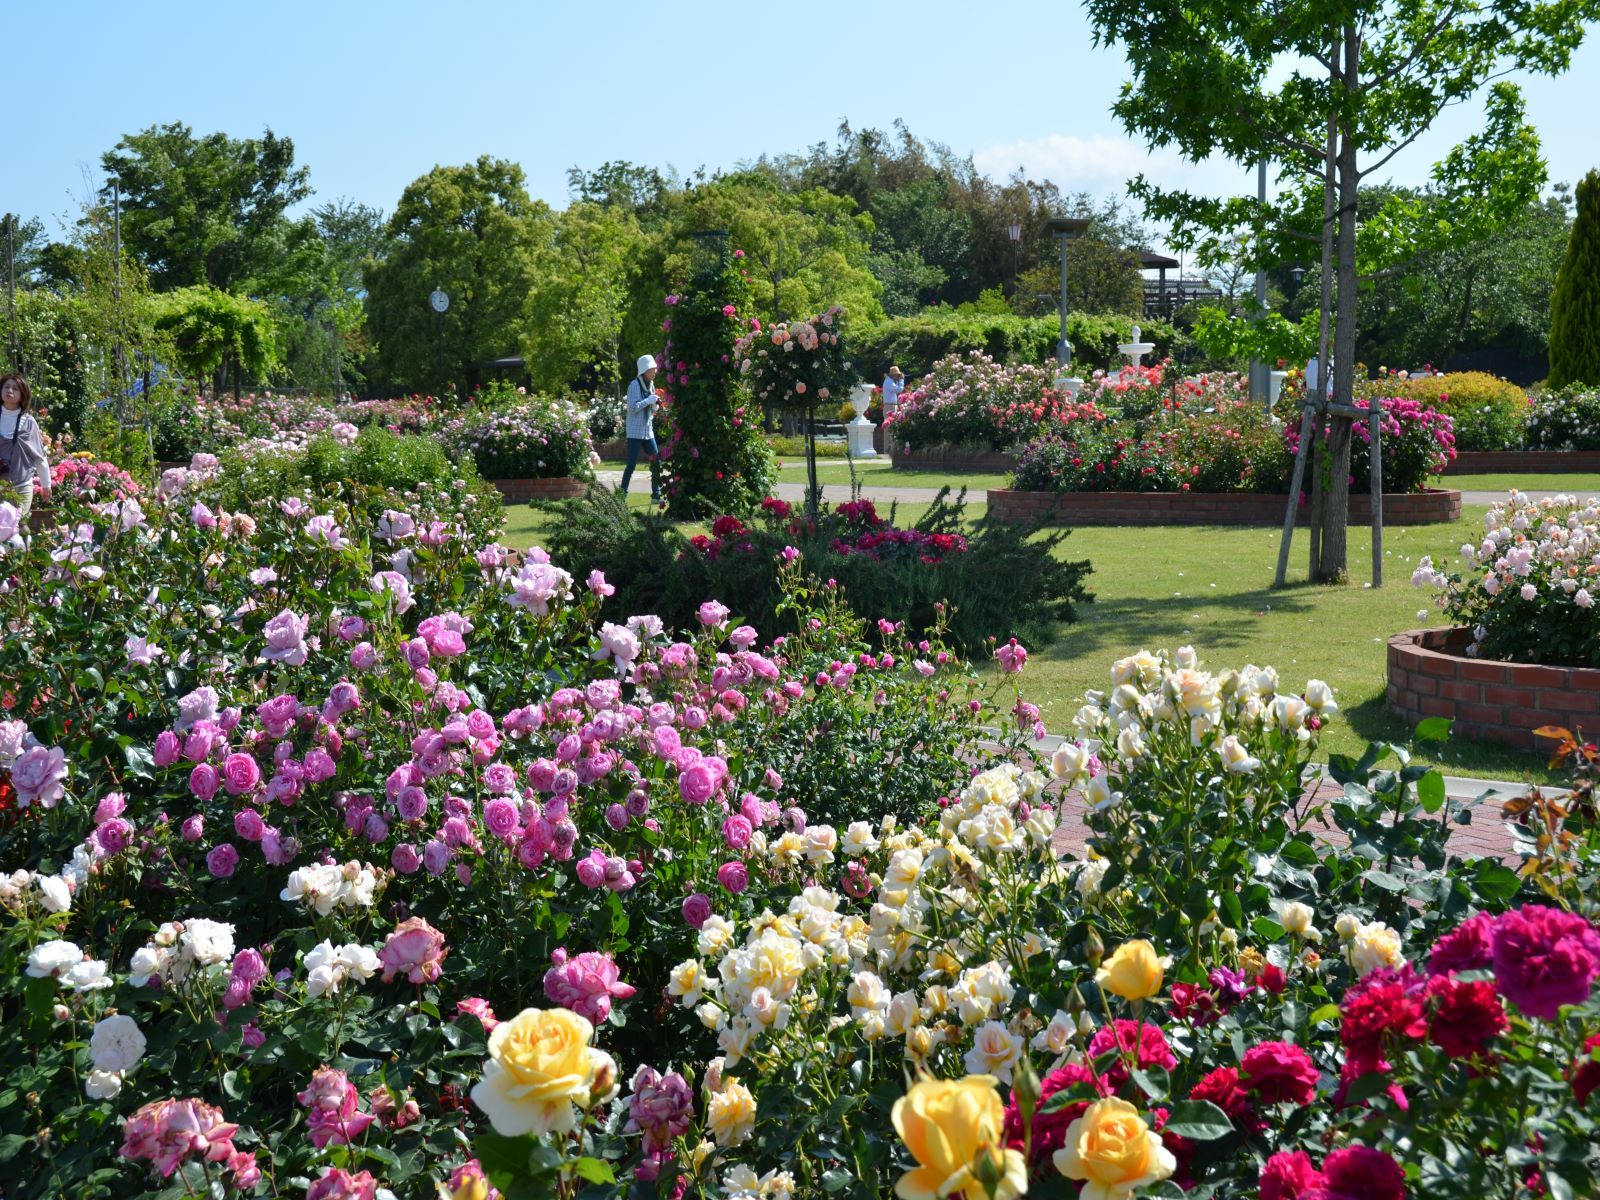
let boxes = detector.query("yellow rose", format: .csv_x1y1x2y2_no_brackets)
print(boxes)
1053,1098,1177,1200
891,1074,1027,1200
469,1006,605,1136
1095,940,1165,1001
707,1078,756,1147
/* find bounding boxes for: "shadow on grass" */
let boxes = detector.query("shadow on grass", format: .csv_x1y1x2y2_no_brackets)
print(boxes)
1037,580,1325,662
1329,694,1554,784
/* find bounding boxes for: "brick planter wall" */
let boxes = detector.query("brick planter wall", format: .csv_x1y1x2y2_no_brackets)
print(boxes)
1442,450,1600,475
893,446,1018,473
596,440,628,462
1387,627,1600,750
489,477,588,503
987,487,1461,526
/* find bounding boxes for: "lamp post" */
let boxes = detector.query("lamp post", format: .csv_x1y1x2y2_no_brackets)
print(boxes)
1249,159,1270,407
1042,217,1091,378
1007,222,1022,297
429,288,449,393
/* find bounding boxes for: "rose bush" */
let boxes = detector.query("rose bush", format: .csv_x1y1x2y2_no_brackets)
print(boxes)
2,450,1598,1198
1413,490,1600,666
436,387,597,481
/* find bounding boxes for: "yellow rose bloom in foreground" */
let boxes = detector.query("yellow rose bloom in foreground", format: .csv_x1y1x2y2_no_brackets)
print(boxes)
469,1006,611,1137
892,1074,1028,1200
1054,1098,1176,1200
1096,940,1165,1001
707,1078,757,1147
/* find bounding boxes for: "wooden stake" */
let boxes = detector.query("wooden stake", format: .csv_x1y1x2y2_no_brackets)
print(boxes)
1274,404,1318,587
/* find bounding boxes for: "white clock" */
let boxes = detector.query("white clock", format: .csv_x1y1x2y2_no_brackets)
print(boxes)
429,289,450,314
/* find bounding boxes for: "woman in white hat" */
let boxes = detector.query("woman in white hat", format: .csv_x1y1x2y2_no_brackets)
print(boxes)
620,354,662,504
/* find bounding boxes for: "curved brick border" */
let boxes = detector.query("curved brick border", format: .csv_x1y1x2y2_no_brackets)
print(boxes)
1387,627,1600,750
1443,450,1600,475
988,487,1461,526
893,445,1017,472
489,477,588,503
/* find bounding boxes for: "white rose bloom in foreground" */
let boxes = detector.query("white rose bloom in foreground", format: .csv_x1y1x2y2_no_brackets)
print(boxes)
89,1013,147,1074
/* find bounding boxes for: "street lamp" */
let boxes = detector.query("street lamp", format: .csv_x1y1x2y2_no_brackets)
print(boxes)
1007,222,1022,296
1042,217,1091,375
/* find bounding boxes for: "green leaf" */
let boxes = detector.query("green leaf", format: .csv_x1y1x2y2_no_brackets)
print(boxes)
571,1157,616,1184
1413,717,1452,743
1160,1100,1234,1140
1308,1003,1340,1026
1417,770,1446,813
1132,1066,1170,1100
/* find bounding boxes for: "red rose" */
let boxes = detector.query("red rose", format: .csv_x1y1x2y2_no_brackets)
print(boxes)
1190,1065,1260,1131
1003,1063,1107,1167
1570,1031,1600,1104
1259,962,1288,994
1242,1041,1320,1106
1426,975,1507,1059
1260,1150,1324,1200
1087,1019,1177,1086
1340,967,1427,1079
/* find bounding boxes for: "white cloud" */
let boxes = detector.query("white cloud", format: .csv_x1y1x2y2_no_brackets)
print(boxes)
973,133,1160,191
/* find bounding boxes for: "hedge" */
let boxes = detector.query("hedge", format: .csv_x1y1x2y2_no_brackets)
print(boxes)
850,312,1193,380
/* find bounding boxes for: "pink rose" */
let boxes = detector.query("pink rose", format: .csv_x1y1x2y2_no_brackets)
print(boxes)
207,844,239,878
456,997,498,1030
378,916,448,985
189,763,220,801
222,753,261,797
1260,1151,1324,1200
1240,1041,1319,1106
716,860,748,894
542,948,636,1025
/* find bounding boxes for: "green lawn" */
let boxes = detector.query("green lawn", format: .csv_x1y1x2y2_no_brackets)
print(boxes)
773,460,1015,492
500,489,1553,784
1438,473,1600,497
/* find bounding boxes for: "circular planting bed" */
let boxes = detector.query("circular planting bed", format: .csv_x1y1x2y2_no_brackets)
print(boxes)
489,476,588,502
988,486,1462,526
1387,626,1600,750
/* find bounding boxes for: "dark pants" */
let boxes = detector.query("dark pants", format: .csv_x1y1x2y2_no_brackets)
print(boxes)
620,436,660,500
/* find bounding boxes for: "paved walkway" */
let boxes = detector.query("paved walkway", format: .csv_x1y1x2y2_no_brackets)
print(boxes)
597,469,1580,512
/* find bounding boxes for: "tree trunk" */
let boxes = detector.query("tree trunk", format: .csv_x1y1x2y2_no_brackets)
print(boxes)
1316,23,1361,584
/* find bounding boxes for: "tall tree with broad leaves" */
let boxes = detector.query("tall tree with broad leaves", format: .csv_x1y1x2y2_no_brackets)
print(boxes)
100,123,311,292
1085,0,1600,582
363,157,551,394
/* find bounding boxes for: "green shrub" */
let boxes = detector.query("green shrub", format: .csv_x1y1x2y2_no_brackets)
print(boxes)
1526,385,1600,451
1397,371,1528,451
849,312,1192,379
210,425,504,540
544,486,1092,655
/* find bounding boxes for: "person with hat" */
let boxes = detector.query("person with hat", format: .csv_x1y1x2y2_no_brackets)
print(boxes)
620,354,662,504
881,365,905,457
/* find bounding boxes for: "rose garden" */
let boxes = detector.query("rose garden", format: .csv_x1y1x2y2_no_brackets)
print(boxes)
8,6,1600,1199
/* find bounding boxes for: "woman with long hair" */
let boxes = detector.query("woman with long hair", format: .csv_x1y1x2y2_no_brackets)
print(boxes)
0,373,52,520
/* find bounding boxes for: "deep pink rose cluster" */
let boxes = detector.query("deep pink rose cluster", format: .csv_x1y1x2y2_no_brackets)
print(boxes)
542,948,635,1025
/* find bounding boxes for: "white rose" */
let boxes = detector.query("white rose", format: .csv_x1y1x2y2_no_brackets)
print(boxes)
84,1069,124,1100
89,1014,147,1073
36,874,72,913
182,918,235,967
1051,742,1089,784
1304,679,1338,714
1275,901,1317,936
962,1020,1025,1083
1216,735,1261,774
27,939,82,980
61,959,113,991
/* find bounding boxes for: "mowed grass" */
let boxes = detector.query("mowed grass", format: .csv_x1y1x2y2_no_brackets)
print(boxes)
499,481,1554,783
1438,473,1600,497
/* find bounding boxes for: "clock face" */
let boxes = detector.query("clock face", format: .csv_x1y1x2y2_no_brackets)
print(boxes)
429,289,449,313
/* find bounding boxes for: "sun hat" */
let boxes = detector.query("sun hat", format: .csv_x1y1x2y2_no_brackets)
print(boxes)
637,355,658,374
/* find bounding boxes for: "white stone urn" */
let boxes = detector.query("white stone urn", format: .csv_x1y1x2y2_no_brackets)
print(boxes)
847,382,878,459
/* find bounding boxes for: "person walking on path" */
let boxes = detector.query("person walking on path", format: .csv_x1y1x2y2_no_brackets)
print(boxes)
0,373,51,521
620,355,662,504
880,365,905,459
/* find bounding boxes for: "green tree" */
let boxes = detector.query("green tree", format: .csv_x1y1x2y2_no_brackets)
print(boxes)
522,202,643,396
150,285,280,394
1086,0,1599,582
364,157,552,393
100,122,311,291
1549,169,1600,387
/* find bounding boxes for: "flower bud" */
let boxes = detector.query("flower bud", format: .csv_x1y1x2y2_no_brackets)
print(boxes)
1083,928,1105,969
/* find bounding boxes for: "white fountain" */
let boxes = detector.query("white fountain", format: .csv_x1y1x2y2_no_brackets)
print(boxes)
846,382,879,459
1117,324,1156,378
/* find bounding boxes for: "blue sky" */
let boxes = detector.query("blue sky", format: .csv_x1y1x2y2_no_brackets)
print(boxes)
8,0,1599,243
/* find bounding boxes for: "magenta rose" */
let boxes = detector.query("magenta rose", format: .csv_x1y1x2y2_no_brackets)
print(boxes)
1492,904,1600,1020
1241,1041,1319,1106
207,844,240,878
1319,1146,1404,1200
378,917,448,984
482,798,519,839
222,752,261,797
1260,1151,1325,1200
716,860,749,894
682,893,713,928
678,760,718,805
721,814,753,849
1429,910,1496,976
256,694,299,739
542,948,635,1025
153,730,182,767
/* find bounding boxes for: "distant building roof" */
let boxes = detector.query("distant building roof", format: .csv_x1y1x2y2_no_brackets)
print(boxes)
1138,251,1181,269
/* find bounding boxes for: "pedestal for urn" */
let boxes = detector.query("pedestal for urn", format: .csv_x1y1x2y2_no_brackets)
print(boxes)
847,383,878,459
